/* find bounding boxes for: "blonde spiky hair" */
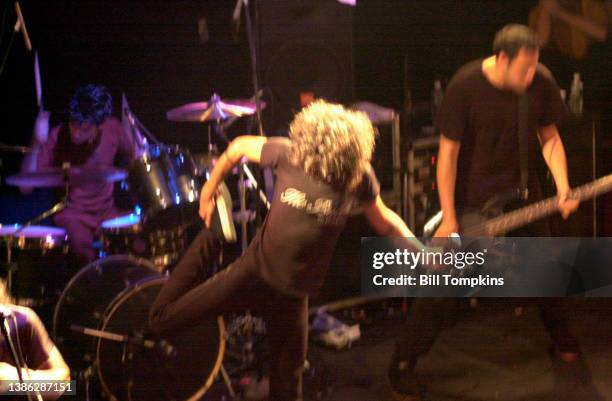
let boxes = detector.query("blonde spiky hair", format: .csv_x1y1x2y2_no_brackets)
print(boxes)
288,100,376,192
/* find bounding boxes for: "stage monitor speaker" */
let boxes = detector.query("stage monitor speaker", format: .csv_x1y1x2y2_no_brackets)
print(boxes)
258,0,355,134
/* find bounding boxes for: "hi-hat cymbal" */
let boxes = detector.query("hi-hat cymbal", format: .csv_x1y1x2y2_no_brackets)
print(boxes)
5,167,127,188
167,93,265,122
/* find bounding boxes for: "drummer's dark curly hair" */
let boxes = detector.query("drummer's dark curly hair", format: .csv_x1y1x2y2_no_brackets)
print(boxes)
288,100,376,192
68,84,113,126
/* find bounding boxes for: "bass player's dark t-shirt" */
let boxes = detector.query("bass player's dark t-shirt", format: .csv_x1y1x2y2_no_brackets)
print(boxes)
436,58,566,210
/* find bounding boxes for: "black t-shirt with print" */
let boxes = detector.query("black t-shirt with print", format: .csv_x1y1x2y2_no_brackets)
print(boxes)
436,58,566,210
248,138,379,297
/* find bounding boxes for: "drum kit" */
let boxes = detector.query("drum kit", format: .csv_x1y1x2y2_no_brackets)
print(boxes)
1,93,268,400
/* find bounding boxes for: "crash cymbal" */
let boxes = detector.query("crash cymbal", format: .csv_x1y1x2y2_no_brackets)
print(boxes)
167,93,265,122
0,142,31,154
5,167,127,188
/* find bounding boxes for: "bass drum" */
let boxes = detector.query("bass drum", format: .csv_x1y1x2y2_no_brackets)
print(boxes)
53,255,225,401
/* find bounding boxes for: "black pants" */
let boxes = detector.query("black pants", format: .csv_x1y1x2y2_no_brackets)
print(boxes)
391,219,577,374
149,229,308,401
390,297,576,372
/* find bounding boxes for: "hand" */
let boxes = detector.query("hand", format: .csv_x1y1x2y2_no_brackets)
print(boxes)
557,189,579,219
420,245,447,273
34,109,50,145
433,218,459,239
199,183,217,227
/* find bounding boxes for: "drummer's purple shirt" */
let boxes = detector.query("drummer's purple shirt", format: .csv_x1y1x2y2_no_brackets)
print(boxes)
37,117,135,214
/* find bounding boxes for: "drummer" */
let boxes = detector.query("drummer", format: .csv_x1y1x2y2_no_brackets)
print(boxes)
20,84,142,265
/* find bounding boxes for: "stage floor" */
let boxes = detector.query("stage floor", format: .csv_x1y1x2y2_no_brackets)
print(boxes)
309,298,612,401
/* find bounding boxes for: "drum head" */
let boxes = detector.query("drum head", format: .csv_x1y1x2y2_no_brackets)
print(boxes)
53,255,159,373
97,277,225,401
101,213,141,230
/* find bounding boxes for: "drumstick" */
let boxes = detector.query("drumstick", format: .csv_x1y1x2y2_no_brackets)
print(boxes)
34,51,42,109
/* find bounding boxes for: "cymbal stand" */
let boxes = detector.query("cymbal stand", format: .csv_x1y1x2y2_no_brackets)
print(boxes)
13,162,70,232
126,108,162,147
241,0,265,137
210,121,269,254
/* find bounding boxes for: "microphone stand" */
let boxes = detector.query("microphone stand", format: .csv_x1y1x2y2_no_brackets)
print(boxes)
236,0,271,251
1,314,24,383
0,313,41,401
242,0,264,138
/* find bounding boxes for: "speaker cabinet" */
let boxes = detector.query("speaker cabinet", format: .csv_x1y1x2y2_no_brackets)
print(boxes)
258,0,355,133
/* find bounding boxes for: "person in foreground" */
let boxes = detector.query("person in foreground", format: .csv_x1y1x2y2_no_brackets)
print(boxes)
149,100,423,401
0,282,70,400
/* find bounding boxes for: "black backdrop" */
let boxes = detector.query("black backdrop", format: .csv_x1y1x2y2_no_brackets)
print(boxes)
0,0,609,224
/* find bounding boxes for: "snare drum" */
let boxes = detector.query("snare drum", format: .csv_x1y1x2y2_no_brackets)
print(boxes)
0,225,69,305
100,213,187,269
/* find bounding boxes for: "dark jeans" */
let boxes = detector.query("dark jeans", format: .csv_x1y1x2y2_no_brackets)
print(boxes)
390,297,576,373
149,229,308,401
390,219,578,376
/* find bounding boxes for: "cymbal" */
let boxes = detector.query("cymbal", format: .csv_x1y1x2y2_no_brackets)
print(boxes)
350,101,396,125
0,142,31,154
5,167,127,188
167,93,266,122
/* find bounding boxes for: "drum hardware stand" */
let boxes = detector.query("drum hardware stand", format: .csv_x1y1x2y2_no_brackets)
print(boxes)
219,364,237,398
209,115,270,255
69,324,175,355
70,324,239,398
6,163,71,297
123,101,162,147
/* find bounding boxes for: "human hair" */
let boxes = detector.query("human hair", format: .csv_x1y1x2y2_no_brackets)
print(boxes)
288,99,376,192
492,24,540,61
68,84,113,126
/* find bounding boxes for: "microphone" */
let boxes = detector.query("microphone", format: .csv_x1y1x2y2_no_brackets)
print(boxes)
14,2,32,52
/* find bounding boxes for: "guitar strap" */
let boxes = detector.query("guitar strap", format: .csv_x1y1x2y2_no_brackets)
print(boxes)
517,94,529,200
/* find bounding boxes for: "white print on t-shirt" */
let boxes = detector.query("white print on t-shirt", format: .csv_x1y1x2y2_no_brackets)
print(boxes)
280,188,333,220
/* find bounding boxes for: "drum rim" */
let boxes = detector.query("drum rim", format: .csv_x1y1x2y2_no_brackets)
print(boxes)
101,213,143,231
52,254,158,344
95,276,225,401
0,225,67,249
0,225,66,237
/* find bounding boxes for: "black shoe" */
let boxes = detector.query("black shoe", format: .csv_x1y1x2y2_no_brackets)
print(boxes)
550,334,580,363
388,360,421,401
